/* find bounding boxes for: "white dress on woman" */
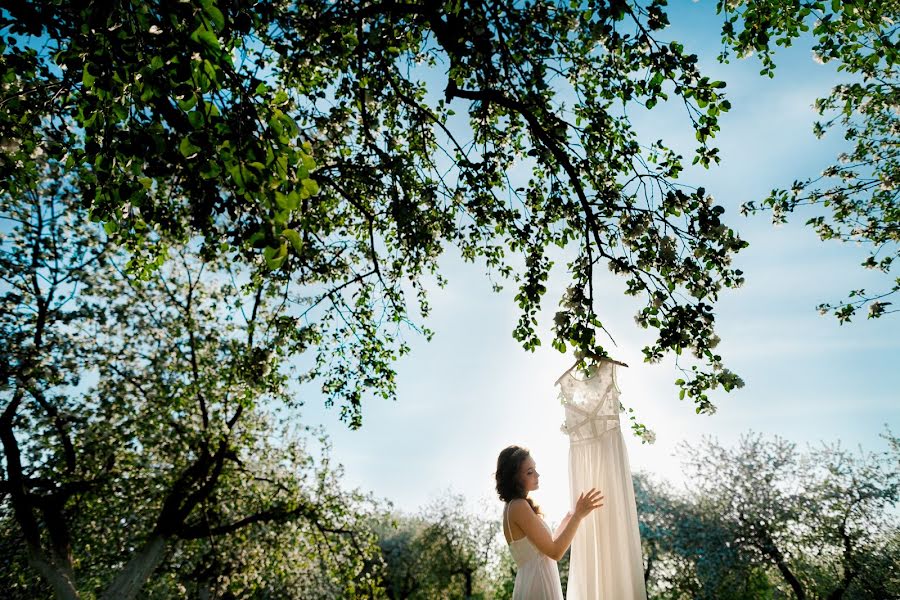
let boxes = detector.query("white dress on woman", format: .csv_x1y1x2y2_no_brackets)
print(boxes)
559,360,647,600
504,501,564,600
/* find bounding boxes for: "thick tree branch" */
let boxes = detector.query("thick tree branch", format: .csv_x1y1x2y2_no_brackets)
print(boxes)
28,385,76,474
178,501,353,540
444,83,616,268
0,386,79,598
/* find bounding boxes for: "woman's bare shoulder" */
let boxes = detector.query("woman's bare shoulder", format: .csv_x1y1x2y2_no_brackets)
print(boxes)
507,498,533,517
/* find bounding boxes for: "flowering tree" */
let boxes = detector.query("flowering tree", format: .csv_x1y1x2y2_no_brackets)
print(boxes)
632,433,900,599
0,0,750,427
719,0,900,321
0,168,384,598
375,494,500,599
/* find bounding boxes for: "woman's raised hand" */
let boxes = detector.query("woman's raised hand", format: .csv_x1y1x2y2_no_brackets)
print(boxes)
574,488,604,519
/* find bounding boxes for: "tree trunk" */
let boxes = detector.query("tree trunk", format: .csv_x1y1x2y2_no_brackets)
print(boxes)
826,518,857,600
644,552,653,585
27,552,80,600
763,543,805,600
773,558,806,600
99,534,167,600
2,392,79,599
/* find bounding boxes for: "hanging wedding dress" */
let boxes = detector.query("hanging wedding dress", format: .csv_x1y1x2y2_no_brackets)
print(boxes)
558,360,647,600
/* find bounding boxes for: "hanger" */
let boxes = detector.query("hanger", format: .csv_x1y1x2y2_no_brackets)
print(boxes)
554,351,628,387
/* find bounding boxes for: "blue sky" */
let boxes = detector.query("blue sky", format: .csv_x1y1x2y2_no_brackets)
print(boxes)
298,1,900,523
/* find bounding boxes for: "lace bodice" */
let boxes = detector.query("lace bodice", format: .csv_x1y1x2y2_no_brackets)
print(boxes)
558,360,622,444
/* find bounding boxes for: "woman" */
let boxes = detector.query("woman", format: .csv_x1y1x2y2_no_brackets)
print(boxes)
496,445,604,599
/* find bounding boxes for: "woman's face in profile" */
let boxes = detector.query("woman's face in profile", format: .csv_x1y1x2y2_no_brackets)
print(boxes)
518,455,539,492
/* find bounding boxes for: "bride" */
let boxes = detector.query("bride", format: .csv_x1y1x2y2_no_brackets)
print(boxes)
496,445,604,599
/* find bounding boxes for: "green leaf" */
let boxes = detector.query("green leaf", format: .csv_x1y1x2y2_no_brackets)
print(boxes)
191,25,220,51
82,64,96,89
112,103,128,121
187,109,204,128
178,94,197,111
204,4,225,30
302,178,319,196
179,136,201,158
248,230,266,247
281,228,303,252
275,191,300,210
275,155,288,177
200,162,222,179
264,241,288,269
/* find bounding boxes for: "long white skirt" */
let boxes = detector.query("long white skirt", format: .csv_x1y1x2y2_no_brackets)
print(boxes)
566,430,647,600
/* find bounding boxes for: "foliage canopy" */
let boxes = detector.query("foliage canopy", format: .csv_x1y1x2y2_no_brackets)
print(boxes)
1,0,753,427
720,0,900,321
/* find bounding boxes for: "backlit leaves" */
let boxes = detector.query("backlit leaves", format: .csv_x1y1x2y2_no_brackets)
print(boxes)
1,1,752,423
720,0,900,322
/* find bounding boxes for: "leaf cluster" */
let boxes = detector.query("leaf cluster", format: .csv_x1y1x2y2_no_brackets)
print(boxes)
1,0,753,425
720,0,900,322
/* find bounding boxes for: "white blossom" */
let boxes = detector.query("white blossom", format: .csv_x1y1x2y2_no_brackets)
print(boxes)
869,302,886,317
0,138,21,154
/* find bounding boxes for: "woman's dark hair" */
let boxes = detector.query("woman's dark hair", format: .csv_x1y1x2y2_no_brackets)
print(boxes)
495,445,541,515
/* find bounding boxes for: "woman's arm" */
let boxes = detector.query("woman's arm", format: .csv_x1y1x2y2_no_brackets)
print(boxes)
552,511,573,539
508,490,603,561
